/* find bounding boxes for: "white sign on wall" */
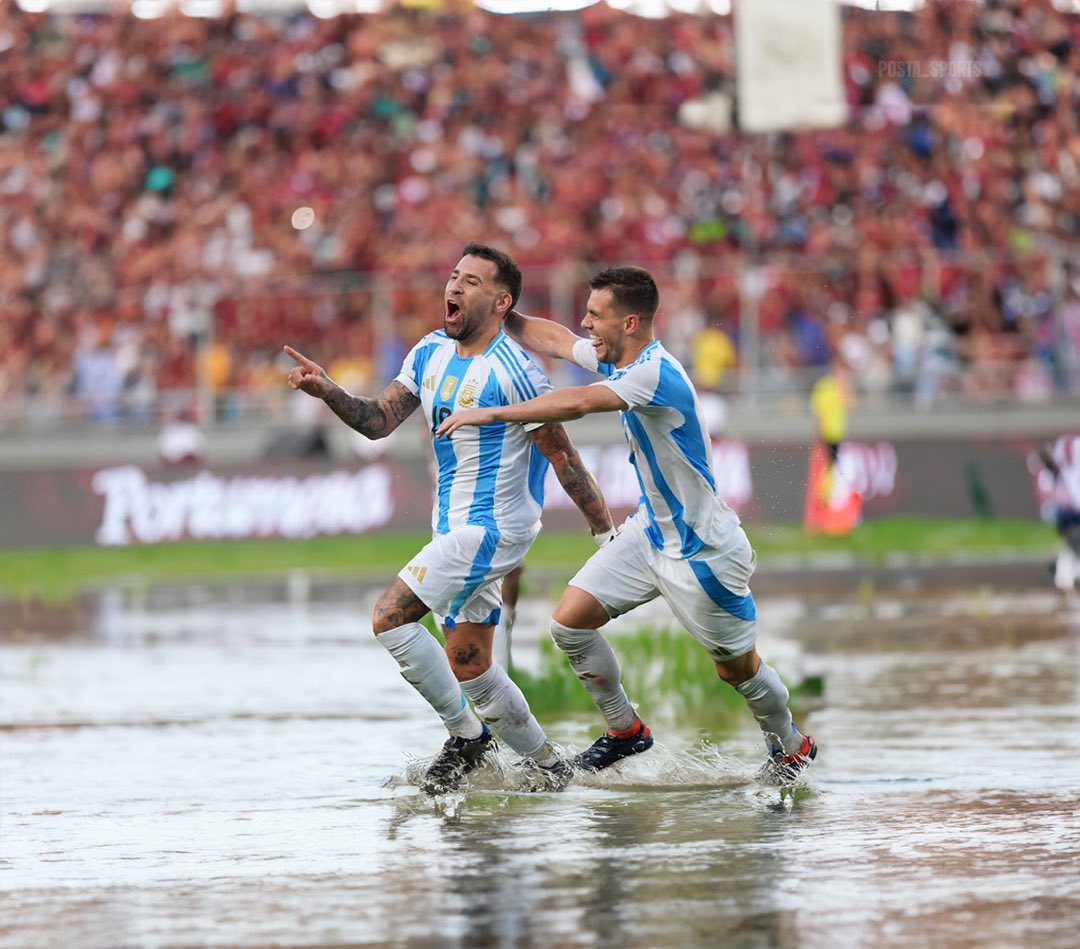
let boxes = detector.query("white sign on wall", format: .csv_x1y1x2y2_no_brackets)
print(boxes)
92,465,395,546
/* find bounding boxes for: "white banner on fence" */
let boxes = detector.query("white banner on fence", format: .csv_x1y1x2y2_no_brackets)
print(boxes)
92,465,395,546
734,0,846,134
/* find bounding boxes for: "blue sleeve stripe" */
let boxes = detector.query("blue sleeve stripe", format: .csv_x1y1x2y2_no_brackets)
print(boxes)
515,348,550,394
496,341,538,399
505,343,540,398
492,348,529,402
412,341,440,382
494,343,532,400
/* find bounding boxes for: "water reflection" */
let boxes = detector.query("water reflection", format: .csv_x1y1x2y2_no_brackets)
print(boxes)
1,581,1078,948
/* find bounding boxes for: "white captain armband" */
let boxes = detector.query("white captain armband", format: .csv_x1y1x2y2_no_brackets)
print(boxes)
571,337,600,372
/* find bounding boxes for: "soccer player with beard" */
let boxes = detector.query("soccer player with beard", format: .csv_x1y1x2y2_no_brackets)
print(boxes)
284,243,613,794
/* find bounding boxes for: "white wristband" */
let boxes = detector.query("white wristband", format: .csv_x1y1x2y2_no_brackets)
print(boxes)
592,527,617,548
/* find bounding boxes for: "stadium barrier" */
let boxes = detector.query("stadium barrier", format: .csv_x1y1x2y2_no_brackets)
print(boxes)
0,434,1070,548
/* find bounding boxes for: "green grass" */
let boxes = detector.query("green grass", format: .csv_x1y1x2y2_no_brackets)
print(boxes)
509,626,823,728
0,516,1057,604
746,516,1057,560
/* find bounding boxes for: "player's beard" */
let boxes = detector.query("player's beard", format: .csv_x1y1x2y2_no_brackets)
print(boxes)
444,305,487,345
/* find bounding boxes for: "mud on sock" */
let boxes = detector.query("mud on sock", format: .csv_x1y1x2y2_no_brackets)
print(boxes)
376,622,483,739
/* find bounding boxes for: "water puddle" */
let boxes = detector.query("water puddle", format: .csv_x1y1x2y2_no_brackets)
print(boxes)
2,581,1078,948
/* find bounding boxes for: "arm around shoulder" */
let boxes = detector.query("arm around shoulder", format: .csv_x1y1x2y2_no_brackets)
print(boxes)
505,309,584,363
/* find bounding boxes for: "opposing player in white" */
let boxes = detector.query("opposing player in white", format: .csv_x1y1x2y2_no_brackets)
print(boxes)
437,266,817,785
285,243,613,794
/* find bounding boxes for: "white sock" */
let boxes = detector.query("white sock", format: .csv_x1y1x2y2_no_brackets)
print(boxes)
550,620,637,732
736,662,803,754
493,607,514,671
460,664,547,758
376,622,483,739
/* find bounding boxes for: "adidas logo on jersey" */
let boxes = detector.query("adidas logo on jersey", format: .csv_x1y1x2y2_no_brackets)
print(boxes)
423,375,436,391
407,564,428,583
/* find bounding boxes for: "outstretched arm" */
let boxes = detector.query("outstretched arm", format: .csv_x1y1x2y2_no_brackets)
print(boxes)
530,423,614,540
504,310,586,363
436,384,625,436
284,345,419,439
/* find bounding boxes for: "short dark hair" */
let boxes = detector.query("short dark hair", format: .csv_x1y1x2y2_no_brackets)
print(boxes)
461,241,522,309
589,266,659,320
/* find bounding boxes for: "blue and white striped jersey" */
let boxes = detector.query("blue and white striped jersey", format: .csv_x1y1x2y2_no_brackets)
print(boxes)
582,340,740,559
396,329,553,541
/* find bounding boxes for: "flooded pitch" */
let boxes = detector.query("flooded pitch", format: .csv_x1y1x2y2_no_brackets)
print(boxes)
2,577,1078,949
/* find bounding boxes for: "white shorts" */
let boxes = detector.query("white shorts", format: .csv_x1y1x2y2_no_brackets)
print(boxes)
569,515,759,662
399,524,538,628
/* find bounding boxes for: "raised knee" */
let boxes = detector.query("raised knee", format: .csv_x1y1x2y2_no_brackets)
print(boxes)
371,603,391,636
550,618,600,655
714,663,744,687
715,650,761,688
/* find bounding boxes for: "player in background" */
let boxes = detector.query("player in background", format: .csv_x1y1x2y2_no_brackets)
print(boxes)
285,242,614,794
1037,436,1080,591
493,565,523,671
437,266,816,785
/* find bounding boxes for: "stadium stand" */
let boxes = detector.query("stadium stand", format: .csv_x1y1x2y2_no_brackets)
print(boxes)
0,0,1077,425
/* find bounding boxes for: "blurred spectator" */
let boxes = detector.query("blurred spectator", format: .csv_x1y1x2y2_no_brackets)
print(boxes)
806,353,861,535
692,325,737,390
0,0,1077,425
72,325,123,422
158,408,205,466
810,354,854,467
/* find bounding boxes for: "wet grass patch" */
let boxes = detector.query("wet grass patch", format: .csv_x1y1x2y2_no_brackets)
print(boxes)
509,625,822,731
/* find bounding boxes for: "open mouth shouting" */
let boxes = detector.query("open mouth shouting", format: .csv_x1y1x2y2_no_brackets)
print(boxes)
444,298,462,329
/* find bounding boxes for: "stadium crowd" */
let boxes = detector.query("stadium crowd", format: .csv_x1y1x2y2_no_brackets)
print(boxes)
0,0,1078,424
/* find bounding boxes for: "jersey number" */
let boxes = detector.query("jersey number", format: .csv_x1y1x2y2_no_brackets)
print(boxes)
431,405,451,433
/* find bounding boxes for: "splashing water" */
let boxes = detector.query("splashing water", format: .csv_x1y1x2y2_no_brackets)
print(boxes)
394,737,771,796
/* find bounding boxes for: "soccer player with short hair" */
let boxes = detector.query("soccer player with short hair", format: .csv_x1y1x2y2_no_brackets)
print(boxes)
285,242,614,794
437,265,816,785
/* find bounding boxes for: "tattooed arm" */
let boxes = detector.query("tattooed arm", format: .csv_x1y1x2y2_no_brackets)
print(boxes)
530,423,614,539
284,345,420,439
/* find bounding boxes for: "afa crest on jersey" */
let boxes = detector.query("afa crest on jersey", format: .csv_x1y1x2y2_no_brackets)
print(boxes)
458,380,479,408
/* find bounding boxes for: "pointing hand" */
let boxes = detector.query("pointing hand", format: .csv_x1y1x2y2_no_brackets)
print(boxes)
283,345,333,398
